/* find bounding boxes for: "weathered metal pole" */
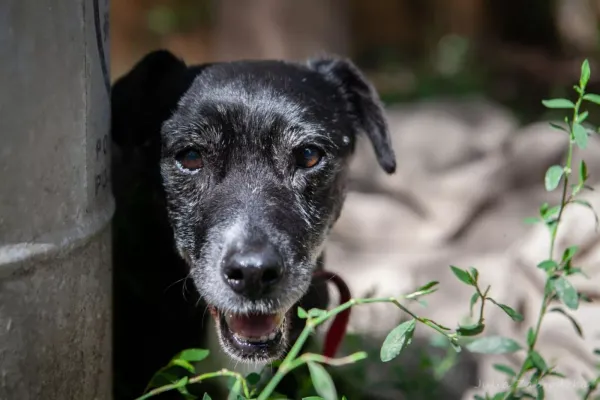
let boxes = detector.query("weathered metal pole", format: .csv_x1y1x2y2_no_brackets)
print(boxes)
0,0,113,399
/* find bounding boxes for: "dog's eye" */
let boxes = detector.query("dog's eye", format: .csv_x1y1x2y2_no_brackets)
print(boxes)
176,148,203,171
295,146,322,169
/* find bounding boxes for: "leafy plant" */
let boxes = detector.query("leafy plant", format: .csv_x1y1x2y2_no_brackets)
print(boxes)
134,270,520,399
134,60,598,400
478,60,599,400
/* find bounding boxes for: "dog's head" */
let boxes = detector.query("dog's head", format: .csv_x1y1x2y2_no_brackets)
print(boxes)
112,51,395,363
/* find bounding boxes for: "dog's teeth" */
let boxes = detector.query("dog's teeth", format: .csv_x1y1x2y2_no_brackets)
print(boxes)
233,330,279,343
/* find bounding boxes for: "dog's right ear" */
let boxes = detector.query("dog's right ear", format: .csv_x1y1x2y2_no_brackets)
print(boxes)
110,50,189,152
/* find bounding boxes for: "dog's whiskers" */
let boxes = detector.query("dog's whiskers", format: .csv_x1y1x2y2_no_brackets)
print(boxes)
201,304,210,329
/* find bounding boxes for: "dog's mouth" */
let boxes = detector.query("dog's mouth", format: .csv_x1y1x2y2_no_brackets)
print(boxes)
209,306,290,361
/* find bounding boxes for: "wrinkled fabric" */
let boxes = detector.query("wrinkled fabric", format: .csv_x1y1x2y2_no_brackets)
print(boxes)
323,97,600,399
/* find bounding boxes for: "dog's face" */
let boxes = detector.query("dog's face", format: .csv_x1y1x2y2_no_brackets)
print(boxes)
111,51,395,363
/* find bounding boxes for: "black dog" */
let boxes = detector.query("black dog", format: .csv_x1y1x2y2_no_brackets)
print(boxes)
111,51,395,398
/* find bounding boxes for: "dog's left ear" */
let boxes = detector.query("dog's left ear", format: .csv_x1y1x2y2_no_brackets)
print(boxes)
307,56,396,174
110,50,192,154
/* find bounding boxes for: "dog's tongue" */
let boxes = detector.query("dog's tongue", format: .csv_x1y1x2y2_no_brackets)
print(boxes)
225,313,280,338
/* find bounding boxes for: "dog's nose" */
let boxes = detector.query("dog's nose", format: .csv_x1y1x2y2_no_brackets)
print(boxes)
222,244,284,298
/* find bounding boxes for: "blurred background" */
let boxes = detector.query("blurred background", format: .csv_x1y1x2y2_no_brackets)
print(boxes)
109,1,600,399
111,0,600,122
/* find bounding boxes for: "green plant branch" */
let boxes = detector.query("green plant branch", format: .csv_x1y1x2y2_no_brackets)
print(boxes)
476,285,491,325
257,295,455,400
583,376,600,400
549,96,579,258
504,77,583,400
135,369,250,400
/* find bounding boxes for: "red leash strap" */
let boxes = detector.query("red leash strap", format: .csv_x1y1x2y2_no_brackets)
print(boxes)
312,270,352,358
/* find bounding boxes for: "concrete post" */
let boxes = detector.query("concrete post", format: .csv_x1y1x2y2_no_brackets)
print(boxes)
0,0,113,399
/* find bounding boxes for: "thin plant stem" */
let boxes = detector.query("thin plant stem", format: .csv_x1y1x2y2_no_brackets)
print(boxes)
477,285,491,325
135,369,250,400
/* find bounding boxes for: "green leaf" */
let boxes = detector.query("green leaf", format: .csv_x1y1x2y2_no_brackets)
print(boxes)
302,397,325,400
469,292,479,316
226,376,238,390
536,384,545,400
297,307,308,319
573,123,589,149
542,205,561,221
177,349,210,363
539,202,549,217
493,363,517,377
169,359,195,373
245,372,261,386
527,328,536,348
457,323,485,336
565,266,589,278
405,281,439,299
579,160,588,183
488,299,524,322
415,280,439,291
551,277,579,310
203,394,213,400
547,370,567,378
380,319,416,362
537,260,559,272
449,266,474,286
528,350,548,372
307,362,337,400
581,59,591,88
542,98,575,109
561,246,578,264
177,384,195,400
146,371,181,390
583,93,600,105
465,336,522,354
469,267,479,283
492,392,507,400
545,165,564,191
549,307,583,337
523,357,535,372
577,111,589,123
530,370,542,385
227,379,242,400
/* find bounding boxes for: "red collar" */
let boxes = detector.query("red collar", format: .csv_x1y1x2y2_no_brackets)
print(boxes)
312,270,351,358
